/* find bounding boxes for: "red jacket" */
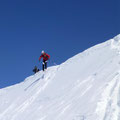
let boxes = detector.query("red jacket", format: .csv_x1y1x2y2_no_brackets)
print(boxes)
39,53,50,61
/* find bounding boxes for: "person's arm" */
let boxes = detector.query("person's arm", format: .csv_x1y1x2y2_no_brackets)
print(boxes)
39,55,43,61
46,54,50,60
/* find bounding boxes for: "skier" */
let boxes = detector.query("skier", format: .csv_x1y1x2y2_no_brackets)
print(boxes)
39,50,50,71
33,66,39,73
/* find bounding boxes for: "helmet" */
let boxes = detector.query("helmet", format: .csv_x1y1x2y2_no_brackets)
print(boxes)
41,50,45,54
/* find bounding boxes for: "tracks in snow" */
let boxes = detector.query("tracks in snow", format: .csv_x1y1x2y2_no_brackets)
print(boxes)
96,71,120,120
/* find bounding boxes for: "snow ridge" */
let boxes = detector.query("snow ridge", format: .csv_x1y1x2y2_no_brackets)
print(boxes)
111,34,120,51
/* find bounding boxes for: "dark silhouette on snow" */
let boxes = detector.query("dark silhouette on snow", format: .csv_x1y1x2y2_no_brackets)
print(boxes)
33,66,39,73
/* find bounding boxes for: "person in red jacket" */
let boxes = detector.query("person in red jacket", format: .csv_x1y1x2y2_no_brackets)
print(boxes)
39,50,50,71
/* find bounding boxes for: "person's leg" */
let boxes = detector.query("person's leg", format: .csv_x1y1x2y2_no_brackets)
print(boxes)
42,60,45,71
45,61,47,69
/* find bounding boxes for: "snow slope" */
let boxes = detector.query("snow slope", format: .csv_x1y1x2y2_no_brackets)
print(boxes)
0,35,120,120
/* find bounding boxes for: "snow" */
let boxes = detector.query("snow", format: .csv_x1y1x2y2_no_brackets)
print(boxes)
0,35,120,120
111,34,120,51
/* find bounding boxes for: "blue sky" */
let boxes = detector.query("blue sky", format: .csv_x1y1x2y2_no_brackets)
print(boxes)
0,0,119,88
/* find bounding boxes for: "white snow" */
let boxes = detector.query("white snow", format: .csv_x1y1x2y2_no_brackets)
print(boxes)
111,34,120,51
0,35,120,120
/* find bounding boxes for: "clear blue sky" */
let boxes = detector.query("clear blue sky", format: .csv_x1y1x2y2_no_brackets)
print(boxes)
0,0,119,88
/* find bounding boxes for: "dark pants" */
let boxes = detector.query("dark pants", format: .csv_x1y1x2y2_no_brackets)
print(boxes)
42,60,47,71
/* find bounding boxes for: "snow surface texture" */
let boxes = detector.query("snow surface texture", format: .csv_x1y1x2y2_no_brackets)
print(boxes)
0,34,120,120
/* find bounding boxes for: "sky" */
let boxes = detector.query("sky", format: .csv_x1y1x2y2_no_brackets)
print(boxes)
0,0,119,88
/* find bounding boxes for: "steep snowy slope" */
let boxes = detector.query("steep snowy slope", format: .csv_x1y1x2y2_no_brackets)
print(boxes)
0,35,120,120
